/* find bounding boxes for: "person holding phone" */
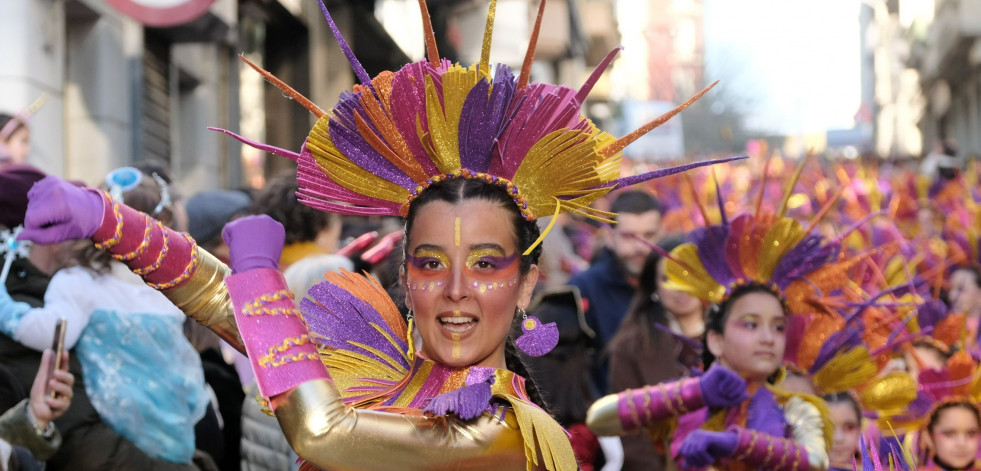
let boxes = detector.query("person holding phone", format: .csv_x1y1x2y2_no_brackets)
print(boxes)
0,347,73,462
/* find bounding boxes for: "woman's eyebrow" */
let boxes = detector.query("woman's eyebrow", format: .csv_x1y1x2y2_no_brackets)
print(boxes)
412,244,445,254
468,243,506,253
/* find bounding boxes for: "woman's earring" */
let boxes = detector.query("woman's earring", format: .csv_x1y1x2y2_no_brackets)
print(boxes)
406,310,416,359
515,308,559,357
650,292,660,303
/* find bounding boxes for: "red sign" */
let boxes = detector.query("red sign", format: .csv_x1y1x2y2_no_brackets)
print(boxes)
105,0,215,27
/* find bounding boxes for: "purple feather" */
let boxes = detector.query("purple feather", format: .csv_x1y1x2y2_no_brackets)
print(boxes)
300,278,410,373
492,83,582,177
770,234,836,290
689,225,735,289
604,156,748,189
916,299,947,331
422,379,494,420
327,94,417,190
809,321,865,374
458,65,515,171
745,387,787,438
318,0,371,85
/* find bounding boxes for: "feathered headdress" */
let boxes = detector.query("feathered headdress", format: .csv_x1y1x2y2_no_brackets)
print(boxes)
662,161,863,315
213,0,742,253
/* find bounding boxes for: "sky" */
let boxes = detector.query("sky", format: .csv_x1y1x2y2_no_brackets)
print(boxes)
703,0,864,134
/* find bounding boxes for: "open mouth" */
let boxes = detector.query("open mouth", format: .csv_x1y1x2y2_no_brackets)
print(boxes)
439,315,478,333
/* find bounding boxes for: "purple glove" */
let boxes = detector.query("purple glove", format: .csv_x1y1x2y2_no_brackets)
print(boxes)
679,429,739,468
699,366,748,408
18,176,104,244
222,215,286,274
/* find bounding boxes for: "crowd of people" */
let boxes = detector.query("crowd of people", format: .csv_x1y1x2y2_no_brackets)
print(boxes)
1,1,980,470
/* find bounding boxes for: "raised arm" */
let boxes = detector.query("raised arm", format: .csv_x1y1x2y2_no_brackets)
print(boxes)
19,177,243,352
222,216,535,471
586,366,747,436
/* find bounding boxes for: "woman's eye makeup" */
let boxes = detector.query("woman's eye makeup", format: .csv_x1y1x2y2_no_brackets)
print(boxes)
406,246,520,291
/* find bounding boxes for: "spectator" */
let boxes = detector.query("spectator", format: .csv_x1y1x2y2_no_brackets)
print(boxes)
0,167,207,467
568,190,663,394
607,235,704,471
0,164,194,470
0,114,30,169
0,348,73,466
186,189,252,266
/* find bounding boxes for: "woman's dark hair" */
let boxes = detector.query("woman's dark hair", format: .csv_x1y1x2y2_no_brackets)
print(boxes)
402,178,547,409
927,400,981,435
251,169,339,246
823,392,862,424
702,283,787,370
74,174,174,275
610,234,687,352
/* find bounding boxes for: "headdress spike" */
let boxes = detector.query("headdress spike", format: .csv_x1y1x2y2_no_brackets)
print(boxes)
517,0,548,90
208,127,300,162
239,55,325,118
575,46,622,103
776,155,808,218
479,0,498,72
318,0,372,85
712,168,727,226
600,81,717,157
802,186,844,235
416,0,441,66
0,94,47,141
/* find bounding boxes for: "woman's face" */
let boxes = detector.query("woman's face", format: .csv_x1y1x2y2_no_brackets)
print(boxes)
828,402,861,468
3,127,29,165
656,258,703,318
404,199,537,369
707,291,786,381
949,269,981,317
930,406,980,469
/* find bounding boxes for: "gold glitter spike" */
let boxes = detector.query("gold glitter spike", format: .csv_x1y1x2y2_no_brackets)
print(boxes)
479,0,498,72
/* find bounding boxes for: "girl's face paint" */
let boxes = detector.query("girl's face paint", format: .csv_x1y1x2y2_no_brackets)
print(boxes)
404,200,538,369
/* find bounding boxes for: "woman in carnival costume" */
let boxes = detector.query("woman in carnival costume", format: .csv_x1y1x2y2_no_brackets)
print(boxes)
585,179,878,470
9,0,740,469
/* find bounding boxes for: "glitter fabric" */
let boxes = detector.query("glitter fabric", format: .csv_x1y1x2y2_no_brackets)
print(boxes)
213,0,743,254
515,315,558,357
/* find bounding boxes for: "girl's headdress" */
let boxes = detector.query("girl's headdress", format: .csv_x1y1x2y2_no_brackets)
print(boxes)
662,165,861,316
213,0,742,253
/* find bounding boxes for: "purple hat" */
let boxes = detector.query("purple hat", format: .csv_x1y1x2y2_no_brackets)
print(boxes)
0,164,46,229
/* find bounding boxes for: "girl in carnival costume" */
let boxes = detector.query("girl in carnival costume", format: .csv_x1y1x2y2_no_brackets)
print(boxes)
586,172,876,471
8,0,741,469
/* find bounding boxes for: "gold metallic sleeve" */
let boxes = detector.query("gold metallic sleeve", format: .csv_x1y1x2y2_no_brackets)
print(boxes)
784,396,830,471
162,248,244,353
585,393,625,436
275,379,532,471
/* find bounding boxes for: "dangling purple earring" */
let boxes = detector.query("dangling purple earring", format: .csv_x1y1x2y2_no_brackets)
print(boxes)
515,308,558,357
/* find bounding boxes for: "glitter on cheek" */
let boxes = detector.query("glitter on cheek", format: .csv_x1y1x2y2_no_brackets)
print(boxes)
452,332,461,360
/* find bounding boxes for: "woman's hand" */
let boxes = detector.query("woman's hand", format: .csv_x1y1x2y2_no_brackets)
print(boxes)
222,215,286,274
29,348,74,429
18,176,105,244
699,365,748,408
678,429,738,467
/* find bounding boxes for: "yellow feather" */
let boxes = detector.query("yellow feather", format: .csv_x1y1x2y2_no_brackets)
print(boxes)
664,243,727,303
810,346,877,395
757,217,805,281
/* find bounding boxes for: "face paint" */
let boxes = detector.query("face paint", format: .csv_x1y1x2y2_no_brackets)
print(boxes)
451,332,461,360
454,217,461,247
405,246,520,291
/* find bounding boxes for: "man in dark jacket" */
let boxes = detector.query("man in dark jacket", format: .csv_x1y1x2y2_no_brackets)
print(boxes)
568,191,662,395
0,164,197,470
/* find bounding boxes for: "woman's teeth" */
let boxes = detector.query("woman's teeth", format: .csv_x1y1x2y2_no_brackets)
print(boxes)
440,317,477,332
